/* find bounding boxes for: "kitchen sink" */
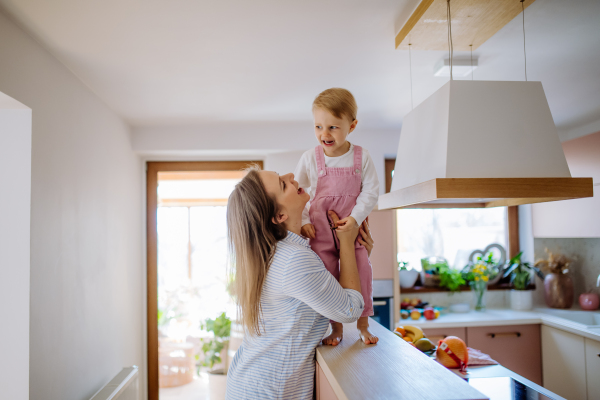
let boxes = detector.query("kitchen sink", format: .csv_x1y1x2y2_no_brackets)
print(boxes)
536,308,600,327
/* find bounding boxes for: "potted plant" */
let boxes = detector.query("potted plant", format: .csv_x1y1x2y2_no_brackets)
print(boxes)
438,264,465,293
503,252,542,310
200,312,232,374
398,261,419,289
535,249,573,309
420,257,448,287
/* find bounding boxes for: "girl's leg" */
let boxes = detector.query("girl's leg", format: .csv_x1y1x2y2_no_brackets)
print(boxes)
322,322,344,346
355,245,378,344
357,316,378,345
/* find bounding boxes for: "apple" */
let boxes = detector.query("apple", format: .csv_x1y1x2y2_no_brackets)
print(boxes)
410,310,421,320
424,308,435,320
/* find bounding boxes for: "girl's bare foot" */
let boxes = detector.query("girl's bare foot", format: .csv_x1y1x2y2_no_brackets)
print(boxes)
322,322,344,346
357,317,378,344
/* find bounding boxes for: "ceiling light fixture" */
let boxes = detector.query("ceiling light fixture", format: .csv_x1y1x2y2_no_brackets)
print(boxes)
434,58,478,77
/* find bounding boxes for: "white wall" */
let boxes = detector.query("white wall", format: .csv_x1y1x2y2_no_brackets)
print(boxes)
0,9,144,400
0,92,32,399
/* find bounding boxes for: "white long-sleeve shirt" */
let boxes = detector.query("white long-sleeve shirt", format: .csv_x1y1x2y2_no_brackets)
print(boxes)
294,143,379,227
225,232,364,399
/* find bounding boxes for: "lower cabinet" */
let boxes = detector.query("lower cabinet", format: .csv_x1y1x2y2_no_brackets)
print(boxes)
585,337,600,400
316,361,338,400
467,324,542,385
541,325,587,400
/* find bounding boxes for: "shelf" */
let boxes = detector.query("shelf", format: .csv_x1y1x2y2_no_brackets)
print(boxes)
401,283,536,294
378,177,594,210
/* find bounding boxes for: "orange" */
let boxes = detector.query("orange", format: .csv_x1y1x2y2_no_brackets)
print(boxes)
395,327,406,336
403,336,413,343
436,336,468,369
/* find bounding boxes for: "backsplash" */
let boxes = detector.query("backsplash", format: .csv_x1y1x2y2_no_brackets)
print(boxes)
533,238,600,307
401,290,509,309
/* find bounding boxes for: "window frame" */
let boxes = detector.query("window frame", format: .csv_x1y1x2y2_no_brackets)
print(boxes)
384,158,523,293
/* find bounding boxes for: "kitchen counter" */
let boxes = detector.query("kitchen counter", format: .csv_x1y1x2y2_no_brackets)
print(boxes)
315,318,488,400
402,307,600,342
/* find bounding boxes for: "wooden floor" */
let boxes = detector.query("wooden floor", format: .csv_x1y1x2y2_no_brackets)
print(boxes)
159,372,227,400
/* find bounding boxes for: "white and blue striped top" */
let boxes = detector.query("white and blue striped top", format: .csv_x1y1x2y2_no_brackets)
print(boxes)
225,231,364,399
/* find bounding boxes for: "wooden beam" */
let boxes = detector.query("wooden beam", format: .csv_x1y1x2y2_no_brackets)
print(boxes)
395,0,536,51
395,0,435,49
378,177,594,210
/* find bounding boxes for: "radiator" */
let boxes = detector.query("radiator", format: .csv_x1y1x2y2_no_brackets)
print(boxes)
89,366,139,400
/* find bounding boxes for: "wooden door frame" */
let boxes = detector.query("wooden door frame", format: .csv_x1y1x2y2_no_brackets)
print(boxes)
146,160,263,400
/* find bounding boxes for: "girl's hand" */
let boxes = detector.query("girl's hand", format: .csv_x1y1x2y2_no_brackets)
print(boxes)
328,211,358,245
335,216,358,233
358,217,374,257
301,223,316,239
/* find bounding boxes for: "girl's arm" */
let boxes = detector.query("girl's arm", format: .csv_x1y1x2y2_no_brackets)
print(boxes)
350,149,380,226
294,151,314,227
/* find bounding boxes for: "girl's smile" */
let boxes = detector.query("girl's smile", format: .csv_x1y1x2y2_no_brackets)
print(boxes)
313,107,358,157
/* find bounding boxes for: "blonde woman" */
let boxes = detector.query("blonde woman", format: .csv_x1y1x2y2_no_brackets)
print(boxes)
226,167,374,400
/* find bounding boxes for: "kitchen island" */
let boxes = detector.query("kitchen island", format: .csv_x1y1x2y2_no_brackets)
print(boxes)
315,318,487,400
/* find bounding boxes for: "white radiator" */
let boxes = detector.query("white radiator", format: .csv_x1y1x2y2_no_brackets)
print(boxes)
89,366,139,400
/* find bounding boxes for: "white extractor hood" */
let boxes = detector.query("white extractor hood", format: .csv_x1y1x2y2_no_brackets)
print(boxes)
378,80,593,209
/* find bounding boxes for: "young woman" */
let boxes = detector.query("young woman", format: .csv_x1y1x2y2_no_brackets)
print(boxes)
225,167,374,399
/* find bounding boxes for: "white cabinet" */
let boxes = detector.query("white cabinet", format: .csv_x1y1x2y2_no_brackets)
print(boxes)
532,131,600,238
541,325,587,400
585,338,600,400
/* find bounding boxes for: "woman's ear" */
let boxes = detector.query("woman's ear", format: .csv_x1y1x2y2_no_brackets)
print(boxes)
272,212,289,225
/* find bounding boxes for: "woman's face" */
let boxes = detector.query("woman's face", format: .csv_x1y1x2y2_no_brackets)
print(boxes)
259,171,309,223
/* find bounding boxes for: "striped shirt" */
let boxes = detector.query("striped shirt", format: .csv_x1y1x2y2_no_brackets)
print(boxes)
225,231,364,399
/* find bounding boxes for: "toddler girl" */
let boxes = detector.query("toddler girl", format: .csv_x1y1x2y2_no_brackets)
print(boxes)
294,88,380,345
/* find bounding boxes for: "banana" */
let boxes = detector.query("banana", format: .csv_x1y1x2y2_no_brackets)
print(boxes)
403,325,424,342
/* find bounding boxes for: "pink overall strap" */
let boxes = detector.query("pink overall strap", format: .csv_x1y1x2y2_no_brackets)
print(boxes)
315,146,327,176
353,145,363,175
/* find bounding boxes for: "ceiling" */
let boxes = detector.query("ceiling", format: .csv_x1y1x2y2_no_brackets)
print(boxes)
1,0,599,137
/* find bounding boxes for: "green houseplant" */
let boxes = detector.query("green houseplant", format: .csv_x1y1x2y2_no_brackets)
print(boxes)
503,252,541,310
200,312,232,374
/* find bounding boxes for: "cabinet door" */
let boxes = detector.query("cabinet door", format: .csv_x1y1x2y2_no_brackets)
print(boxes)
541,325,586,400
468,324,542,385
422,327,467,344
316,361,339,400
585,338,600,400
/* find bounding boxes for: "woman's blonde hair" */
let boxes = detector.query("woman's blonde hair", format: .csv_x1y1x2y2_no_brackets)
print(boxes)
226,166,287,336
313,87,358,122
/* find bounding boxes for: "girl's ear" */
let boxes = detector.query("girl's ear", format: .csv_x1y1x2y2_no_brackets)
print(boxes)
272,212,289,225
348,119,358,134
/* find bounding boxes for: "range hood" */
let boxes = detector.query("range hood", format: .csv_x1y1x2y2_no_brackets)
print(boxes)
378,80,594,210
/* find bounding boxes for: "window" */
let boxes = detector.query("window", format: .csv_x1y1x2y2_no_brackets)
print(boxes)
385,159,519,273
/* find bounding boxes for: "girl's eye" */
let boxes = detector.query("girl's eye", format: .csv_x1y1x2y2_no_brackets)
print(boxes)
330,126,337,130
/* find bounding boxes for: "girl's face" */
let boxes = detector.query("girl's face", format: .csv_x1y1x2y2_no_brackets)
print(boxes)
313,107,358,157
259,171,309,225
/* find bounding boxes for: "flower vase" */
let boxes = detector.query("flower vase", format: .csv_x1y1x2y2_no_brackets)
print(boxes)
470,280,487,311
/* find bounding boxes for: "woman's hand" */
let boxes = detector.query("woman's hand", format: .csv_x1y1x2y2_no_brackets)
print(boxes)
328,211,359,245
358,217,374,257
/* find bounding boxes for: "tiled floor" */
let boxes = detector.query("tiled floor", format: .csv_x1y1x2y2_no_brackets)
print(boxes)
159,372,227,400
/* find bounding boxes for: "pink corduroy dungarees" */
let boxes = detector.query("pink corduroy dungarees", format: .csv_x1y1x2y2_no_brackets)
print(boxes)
308,145,373,318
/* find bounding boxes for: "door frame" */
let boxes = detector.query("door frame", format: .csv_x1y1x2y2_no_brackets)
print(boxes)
146,161,262,399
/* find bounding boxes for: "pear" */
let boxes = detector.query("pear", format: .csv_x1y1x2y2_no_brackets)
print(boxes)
415,338,435,352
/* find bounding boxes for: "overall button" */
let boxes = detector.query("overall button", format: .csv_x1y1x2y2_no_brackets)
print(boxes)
355,169,360,174
319,170,324,176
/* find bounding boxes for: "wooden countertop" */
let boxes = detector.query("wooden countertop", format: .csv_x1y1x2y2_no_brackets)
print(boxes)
315,318,487,400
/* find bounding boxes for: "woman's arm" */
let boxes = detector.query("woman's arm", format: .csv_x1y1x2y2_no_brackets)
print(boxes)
329,210,361,293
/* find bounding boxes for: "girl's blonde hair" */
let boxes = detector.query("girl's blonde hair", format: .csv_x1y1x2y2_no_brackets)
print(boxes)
313,87,358,122
226,166,287,336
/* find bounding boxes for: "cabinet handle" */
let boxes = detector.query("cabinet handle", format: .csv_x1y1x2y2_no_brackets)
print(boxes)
487,332,521,338
373,301,387,306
